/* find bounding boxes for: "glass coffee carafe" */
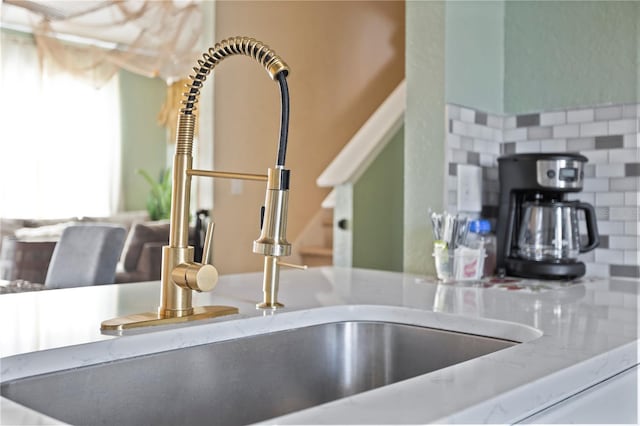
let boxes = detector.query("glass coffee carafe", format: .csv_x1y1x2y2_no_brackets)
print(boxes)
517,200,599,262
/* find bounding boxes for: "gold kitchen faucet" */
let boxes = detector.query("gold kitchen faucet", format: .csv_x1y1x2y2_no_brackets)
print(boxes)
102,37,302,332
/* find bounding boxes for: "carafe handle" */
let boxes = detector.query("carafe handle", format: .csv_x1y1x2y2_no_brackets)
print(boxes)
577,202,600,253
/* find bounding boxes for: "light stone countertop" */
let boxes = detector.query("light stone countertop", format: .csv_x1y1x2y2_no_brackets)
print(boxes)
0,267,638,424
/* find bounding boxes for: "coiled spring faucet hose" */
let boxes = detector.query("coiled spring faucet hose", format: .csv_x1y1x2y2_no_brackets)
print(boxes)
178,36,290,167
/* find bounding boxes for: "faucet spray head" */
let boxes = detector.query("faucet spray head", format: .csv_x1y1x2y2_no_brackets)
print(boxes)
253,168,291,257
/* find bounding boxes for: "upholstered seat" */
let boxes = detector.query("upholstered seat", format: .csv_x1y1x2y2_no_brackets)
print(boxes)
115,221,171,283
44,224,127,289
115,221,199,283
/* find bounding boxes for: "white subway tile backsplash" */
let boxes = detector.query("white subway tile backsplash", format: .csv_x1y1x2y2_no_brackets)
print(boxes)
452,120,471,136
625,221,639,235
492,128,504,143
540,111,566,126
609,119,638,135
487,142,502,156
624,251,639,265
503,116,516,129
595,249,625,264
446,102,640,277
567,108,595,123
473,139,487,153
553,124,580,138
580,121,608,137
579,250,595,263
595,192,624,206
540,139,567,152
487,115,503,129
568,191,594,204
623,133,639,148
609,206,640,221
595,164,625,178
480,126,494,140
515,140,541,153
460,107,476,123
609,148,640,163
528,126,553,139
623,294,638,309
622,104,639,118
610,177,640,191
595,106,623,121
583,164,596,177
624,192,638,206
447,105,461,121
567,137,595,151
595,206,610,220
485,167,499,180
461,137,474,151
608,236,638,250
503,127,527,142
450,149,468,163
585,263,609,278
448,134,461,149
479,153,495,167
596,220,625,235
581,149,608,164
583,177,610,192
447,175,458,191
469,124,483,139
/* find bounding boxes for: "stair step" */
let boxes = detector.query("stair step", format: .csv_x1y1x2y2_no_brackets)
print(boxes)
299,246,333,257
300,246,333,267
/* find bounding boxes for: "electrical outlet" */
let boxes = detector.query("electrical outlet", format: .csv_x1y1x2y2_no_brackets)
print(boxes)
457,164,482,213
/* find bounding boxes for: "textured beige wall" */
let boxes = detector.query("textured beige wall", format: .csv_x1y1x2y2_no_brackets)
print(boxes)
212,1,405,274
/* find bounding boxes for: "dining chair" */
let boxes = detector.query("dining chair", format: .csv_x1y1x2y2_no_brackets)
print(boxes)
44,224,127,289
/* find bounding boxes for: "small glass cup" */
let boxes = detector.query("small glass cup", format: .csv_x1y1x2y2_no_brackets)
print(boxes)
433,244,486,282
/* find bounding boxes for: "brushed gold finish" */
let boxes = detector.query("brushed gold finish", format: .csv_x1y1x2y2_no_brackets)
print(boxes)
202,222,215,265
101,306,239,332
253,167,295,309
171,262,219,292
187,169,268,182
277,261,308,270
256,255,285,309
101,36,294,331
160,245,194,317
253,168,291,257
181,36,289,115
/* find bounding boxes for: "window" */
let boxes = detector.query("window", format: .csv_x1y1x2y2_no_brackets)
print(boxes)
0,33,121,219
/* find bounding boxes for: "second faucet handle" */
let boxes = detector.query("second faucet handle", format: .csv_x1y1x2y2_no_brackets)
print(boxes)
171,221,219,293
202,222,215,265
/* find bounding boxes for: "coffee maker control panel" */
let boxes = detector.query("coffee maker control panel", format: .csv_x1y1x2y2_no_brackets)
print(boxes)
536,159,584,189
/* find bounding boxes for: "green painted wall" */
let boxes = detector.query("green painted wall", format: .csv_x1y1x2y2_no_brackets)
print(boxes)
353,127,404,272
118,70,167,211
504,1,639,113
445,1,505,114
404,1,446,275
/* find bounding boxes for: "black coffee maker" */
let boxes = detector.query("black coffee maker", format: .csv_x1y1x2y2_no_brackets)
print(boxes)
496,153,599,279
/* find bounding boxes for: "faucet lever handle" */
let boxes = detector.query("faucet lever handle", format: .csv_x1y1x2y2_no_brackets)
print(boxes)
202,222,215,265
277,261,308,270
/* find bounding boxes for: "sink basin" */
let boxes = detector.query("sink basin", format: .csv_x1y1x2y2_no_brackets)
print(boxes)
1,320,517,426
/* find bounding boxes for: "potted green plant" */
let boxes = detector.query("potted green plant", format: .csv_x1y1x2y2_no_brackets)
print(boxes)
138,168,172,221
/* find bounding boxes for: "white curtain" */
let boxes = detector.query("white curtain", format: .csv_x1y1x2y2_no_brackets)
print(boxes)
0,33,121,219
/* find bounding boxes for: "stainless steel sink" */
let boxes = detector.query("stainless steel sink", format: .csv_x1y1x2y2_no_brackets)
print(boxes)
1,321,517,425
